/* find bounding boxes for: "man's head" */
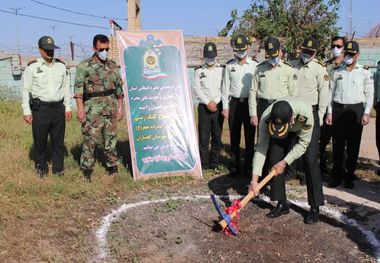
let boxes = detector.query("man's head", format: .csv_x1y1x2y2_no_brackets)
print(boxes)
232,35,249,60
38,36,60,61
330,36,346,58
264,36,282,65
203,42,217,66
268,101,293,139
93,34,110,61
344,41,360,66
300,36,319,64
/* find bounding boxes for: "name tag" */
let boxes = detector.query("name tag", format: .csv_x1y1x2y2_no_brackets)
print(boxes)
259,74,266,78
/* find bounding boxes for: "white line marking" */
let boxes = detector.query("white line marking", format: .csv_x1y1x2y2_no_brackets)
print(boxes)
93,195,380,262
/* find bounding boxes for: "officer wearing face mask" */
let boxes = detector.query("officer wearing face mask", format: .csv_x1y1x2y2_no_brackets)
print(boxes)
290,36,328,223
326,41,374,189
74,34,124,181
193,42,224,170
319,36,347,174
221,35,258,176
249,36,298,126
22,36,72,178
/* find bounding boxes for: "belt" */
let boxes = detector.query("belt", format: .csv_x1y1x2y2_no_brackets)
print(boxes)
333,102,363,109
258,98,276,104
85,89,116,99
231,97,248,102
39,99,63,106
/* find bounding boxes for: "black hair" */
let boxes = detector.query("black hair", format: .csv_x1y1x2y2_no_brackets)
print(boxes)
331,36,347,47
93,34,109,48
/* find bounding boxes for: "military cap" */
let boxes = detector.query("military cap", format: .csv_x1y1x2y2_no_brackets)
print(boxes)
301,36,319,52
232,35,249,51
203,42,217,59
38,36,60,50
345,41,360,55
264,36,281,58
268,100,293,139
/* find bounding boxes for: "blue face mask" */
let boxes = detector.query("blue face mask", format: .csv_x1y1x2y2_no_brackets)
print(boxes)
268,56,280,66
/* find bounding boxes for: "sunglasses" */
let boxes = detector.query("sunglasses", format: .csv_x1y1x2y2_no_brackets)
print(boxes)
97,48,109,52
331,44,343,48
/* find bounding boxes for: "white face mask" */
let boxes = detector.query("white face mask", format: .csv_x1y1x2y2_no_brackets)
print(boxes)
235,50,247,59
332,47,343,58
205,57,216,66
97,50,108,61
268,56,280,66
344,55,353,65
301,53,313,64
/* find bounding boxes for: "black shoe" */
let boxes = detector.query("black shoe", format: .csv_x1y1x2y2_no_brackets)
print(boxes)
82,169,93,182
344,180,354,189
266,202,290,218
36,169,48,178
328,179,341,188
106,166,118,176
53,171,64,177
304,207,319,224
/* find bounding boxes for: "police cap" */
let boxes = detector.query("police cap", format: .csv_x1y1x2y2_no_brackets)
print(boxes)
264,36,281,58
268,100,293,139
301,36,319,52
203,42,217,59
345,41,360,55
232,35,249,51
38,36,60,50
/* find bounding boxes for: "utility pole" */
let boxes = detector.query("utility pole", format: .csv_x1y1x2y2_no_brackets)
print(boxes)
68,36,75,60
349,0,353,37
8,7,24,55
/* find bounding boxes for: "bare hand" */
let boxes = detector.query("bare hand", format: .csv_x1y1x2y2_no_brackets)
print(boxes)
23,115,33,125
77,110,86,123
221,109,229,119
325,113,332,125
249,175,260,196
65,111,72,121
207,101,217,112
271,160,287,176
250,115,258,126
361,113,370,126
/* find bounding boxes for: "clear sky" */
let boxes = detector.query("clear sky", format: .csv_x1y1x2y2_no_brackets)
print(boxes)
0,0,378,58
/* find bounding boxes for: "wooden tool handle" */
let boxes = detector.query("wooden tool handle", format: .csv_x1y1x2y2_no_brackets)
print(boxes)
219,170,277,229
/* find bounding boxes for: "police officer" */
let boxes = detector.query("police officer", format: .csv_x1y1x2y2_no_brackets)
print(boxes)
326,41,374,188
290,36,327,221
249,97,321,223
375,61,380,174
193,42,224,170
22,36,72,178
74,34,124,181
222,35,258,176
249,36,298,126
319,36,347,173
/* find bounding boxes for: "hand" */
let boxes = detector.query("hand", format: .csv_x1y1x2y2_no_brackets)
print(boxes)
361,113,370,126
271,160,287,176
221,109,229,119
207,101,217,112
77,110,86,123
65,111,72,121
117,111,123,121
250,115,258,126
325,113,332,125
248,175,260,196
23,115,33,125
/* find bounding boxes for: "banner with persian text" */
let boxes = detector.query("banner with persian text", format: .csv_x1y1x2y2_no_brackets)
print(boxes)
116,30,202,180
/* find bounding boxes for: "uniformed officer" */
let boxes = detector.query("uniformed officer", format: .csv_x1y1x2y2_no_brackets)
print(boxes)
22,36,72,177
222,35,258,176
290,36,327,220
249,97,321,223
374,61,380,174
249,36,298,126
74,34,124,181
193,42,224,170
319,36,347,174
326,41,374,188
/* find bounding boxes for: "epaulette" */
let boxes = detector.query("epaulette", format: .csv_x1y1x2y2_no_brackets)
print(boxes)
252,58,259,63
55,58,65,65
283,60,294,68
194,65,203,71
226,58,235,65
317,60,326,67
257,61,266,67
363,65,369,70
27,59,37,66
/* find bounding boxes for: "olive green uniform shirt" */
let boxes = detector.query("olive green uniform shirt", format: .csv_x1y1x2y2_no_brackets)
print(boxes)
193,63,224,105
252,96,314,176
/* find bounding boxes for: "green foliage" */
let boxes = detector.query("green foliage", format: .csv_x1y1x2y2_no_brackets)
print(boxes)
224,0,341,56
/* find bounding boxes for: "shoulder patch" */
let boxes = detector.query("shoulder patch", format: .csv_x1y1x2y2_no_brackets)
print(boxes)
284,60,294,68
27,59,37,66
324,74,329,81
55,58,65,65
302,124,312,130
296,114,307,124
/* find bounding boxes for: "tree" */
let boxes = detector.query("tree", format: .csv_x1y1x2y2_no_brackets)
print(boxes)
220,0,341,57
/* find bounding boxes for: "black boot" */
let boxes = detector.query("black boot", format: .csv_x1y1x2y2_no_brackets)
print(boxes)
82,169,93,182
266,201,290,218
106,166,118,176
304,206,319,224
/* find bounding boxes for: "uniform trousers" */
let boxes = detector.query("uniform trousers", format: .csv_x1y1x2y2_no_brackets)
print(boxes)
331,102,364,183
228,97,255,172
198,103,224,169
32,102,65,173
376,106,380,161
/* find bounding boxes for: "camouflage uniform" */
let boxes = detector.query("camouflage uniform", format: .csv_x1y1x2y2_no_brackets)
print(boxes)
74,54,124,170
